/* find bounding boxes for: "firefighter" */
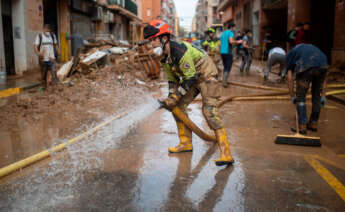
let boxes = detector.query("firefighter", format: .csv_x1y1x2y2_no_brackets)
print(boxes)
202,28,221,76
143,20,234,166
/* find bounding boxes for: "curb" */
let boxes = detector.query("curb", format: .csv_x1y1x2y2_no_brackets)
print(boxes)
0,82,41,98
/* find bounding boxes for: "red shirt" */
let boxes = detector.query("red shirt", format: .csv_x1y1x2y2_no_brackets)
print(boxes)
294,29,304,45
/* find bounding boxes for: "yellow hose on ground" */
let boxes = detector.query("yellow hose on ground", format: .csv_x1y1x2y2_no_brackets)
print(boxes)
229,81,345,91
218,91,289,107
229,81,288,92
171,107,217,142
327,84,345,89
0,111,130,179
219,89,345,107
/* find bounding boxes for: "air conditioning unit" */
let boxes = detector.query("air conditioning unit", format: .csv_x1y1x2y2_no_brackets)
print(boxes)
92,6,103,21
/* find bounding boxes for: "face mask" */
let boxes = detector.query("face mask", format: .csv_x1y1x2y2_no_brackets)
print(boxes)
153,46,163,57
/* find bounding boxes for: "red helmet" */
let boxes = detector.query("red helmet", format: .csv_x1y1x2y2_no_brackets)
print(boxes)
144,20,172,39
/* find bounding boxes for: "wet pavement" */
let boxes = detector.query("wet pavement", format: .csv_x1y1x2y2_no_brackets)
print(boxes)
1,62,345,211
0,70,41,91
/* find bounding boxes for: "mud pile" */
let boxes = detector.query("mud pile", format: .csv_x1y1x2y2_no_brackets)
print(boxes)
0,61,161,139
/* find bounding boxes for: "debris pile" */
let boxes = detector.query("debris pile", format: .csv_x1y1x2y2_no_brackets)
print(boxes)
57,38,161,82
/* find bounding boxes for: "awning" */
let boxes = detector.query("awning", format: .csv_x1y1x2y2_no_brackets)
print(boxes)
107,4,142,24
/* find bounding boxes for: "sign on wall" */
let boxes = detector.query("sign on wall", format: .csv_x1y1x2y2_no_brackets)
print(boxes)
27,0,44,31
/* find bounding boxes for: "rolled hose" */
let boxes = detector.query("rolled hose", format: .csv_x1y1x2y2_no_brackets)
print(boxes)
171,107,217,142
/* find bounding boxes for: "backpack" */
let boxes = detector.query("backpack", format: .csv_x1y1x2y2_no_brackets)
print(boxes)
38,32,58,58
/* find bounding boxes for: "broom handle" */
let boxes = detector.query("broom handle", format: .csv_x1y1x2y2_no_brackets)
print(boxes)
295,110,300,135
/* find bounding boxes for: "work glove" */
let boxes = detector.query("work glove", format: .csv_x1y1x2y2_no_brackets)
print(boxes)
320,96,326,108
158,94,180,111
291,96,296,104
181,77,197,93
165,96,178,108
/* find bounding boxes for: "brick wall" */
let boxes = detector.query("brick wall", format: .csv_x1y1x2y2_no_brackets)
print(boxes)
332,1,345,65
287,0,310,30
141,0,161,24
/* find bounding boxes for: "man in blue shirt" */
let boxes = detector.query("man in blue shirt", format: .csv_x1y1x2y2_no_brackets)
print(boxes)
240,29,254,74
284,44,328,134
220,23,242,87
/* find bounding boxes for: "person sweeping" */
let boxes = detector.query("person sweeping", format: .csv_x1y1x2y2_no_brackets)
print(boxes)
283,44,328,134
143,20,234,166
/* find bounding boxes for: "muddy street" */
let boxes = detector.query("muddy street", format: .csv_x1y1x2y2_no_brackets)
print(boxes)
0,62,344,211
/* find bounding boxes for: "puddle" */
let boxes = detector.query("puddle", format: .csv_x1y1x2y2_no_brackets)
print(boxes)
0,97,160,211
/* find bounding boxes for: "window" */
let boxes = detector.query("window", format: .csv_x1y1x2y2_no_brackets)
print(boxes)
213,7,217,16
147,8,151,17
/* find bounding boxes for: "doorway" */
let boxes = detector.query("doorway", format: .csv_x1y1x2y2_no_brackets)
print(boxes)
1,0,15,75
310,0,336,62
43,0,58,37
244,2,252,30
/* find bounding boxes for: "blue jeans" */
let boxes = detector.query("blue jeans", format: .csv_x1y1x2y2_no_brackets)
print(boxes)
39,60,58,85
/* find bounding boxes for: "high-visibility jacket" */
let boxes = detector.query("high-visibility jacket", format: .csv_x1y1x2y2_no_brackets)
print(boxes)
202,39,220,53
162,41,205,84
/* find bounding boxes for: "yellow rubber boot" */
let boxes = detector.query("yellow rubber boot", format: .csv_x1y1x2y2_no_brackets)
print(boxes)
168,121,193,153
215,128,234,166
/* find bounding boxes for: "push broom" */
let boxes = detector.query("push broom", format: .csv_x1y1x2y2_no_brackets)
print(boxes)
275,111,321,146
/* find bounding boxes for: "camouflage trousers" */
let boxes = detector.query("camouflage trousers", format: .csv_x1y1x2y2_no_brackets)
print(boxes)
208,52,222,77
174,55,224,130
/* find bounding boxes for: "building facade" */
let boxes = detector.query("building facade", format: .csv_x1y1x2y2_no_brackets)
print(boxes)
217,0,345,65
141,0,161,24
161,0,177,34
0,0,142,77
141,0,178,35
194,0,222,37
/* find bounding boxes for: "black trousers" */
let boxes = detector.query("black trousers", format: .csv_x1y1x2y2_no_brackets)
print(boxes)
221,53,233,74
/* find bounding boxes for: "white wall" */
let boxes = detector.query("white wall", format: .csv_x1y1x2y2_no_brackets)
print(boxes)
0,2,6,71
12,0,28,74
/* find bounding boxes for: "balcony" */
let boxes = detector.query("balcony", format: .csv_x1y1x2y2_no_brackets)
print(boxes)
107,0,125,8
213,18,221,24
125,0,137,15
107,0,137,15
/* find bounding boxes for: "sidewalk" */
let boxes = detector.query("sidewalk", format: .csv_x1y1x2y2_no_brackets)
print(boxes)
0,71,41,98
